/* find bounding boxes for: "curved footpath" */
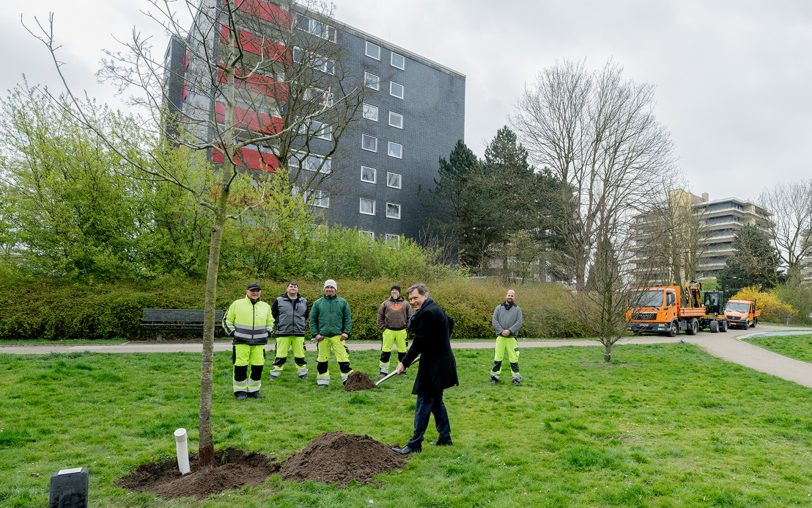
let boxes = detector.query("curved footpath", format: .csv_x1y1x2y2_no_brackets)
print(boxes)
1,325,811,388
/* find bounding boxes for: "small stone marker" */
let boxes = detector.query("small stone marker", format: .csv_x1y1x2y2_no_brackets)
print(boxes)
49,467,88,508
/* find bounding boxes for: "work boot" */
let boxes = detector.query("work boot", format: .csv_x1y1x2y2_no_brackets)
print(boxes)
512,378,521,386
490,377,499,385
234,392,248,400
380,371,388,378
248,392,265,399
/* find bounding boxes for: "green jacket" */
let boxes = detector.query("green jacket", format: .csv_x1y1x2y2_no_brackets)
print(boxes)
310,295,352,337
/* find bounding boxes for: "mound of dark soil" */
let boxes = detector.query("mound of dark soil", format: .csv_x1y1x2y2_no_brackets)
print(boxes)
344,371,377,391
280,431,406,487
118,448,279,499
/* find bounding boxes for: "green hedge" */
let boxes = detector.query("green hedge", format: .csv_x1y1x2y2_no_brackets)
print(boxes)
0,274,587,340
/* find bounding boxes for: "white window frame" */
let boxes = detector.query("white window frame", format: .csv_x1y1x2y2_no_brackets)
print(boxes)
360,166,377,184
290,152,332,174
304,87,334,107
359,197,376,216
387,171,402,189
359,230,375,240
388,111,404,129
296,14,336,42
309,190,330,208
390,52,405,70
389,81,404,99
362,103,379,122
385,233,401,248
364,72,380,91
362,134,378,152
386,202,401,220
387,141,403,159
365,41,381,60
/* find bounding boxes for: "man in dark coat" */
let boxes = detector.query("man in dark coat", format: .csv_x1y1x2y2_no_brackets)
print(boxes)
392,283,458,455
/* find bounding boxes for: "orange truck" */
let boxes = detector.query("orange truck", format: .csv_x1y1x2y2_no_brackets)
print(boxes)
724,300,761,329
625,283,706,337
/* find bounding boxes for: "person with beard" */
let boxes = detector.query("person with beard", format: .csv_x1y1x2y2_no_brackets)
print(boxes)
489,289,523,385
269,281,310,381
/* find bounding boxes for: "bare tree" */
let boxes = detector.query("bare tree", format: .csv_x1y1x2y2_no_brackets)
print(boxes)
512,60,676,291
26,0,363,466
758,180,812,285
633,187,705,285
512,60,677,361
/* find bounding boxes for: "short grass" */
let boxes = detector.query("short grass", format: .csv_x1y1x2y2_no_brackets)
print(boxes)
1,345,811,507
745,334,812,363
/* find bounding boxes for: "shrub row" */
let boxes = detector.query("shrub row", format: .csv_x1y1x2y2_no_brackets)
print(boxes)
0,274,587,340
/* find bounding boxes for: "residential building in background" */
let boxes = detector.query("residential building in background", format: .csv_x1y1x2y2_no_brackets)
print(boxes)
630,190,772,283
694,195,772,279
163,0,465,244
801,230,812,285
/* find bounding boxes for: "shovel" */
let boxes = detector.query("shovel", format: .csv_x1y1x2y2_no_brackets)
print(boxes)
375,357,419,386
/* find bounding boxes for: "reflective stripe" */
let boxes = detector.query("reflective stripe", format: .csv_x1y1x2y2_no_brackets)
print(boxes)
296,367,308,377
234,330,269,339
270,370,282,378
341,372,351,382
233,379,248,392
316,374,330,386
247,379,261,392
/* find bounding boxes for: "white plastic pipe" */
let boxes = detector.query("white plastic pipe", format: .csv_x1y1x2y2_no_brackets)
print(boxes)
174,428,191,475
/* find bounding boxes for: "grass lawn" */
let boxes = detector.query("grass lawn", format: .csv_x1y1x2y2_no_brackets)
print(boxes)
745,334,812,363
1,344,811,507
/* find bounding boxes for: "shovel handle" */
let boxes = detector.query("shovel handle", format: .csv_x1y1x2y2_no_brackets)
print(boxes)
374,357,419,386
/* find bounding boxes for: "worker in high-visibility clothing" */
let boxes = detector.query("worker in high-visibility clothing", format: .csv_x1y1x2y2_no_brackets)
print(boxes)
490,289,523,386
310,279,353,387
222,283,275,400
377,284,411,376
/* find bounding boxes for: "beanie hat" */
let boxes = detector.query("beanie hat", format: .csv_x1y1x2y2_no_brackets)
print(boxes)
391,285,401,292
324,279,337,289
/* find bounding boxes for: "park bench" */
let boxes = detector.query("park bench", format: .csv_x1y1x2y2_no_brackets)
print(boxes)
140,308,225,340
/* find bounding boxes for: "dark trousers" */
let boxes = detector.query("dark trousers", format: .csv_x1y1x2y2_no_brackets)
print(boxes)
407,391,451,448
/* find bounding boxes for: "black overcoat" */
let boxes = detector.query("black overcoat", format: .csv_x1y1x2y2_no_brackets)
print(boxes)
402,298,458,395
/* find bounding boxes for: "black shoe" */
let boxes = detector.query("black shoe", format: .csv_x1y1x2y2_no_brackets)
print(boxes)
391,445,421,455
234,392,248,400
379,371,388,377
248,392,265,399
490,377,499,385
430,439,453,446
512,378,521,386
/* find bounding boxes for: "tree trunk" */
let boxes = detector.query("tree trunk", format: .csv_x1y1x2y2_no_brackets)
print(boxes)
197,194,229,468
603,343,612,363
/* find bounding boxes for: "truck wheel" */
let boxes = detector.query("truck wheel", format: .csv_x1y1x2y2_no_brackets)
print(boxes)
751,318,757,328
668,321,678,337
720,320,728,332
686,318,698,336
709,320,719,333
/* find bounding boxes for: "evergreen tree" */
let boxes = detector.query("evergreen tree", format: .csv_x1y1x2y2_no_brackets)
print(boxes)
719,224,784,297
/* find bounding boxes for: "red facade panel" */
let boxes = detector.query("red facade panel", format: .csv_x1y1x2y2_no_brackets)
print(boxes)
224,0,291,27
214,102,284,135
216,68,289,101
212,146,279,172
219,25,288,63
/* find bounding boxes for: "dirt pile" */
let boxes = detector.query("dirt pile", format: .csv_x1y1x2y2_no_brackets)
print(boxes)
280,431,406,487
118,448,279,499
344,370,377,391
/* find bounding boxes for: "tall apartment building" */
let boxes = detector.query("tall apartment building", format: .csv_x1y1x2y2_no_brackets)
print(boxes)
801,230,812,285
630,190,772,282
162,0,465,244
694,195,772,279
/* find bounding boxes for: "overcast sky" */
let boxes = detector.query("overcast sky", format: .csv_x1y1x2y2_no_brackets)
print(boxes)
2,0,810,203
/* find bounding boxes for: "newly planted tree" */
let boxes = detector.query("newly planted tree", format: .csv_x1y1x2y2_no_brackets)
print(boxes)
27,0,363,465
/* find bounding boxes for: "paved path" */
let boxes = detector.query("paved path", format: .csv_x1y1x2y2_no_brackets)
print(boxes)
2,325,811,387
